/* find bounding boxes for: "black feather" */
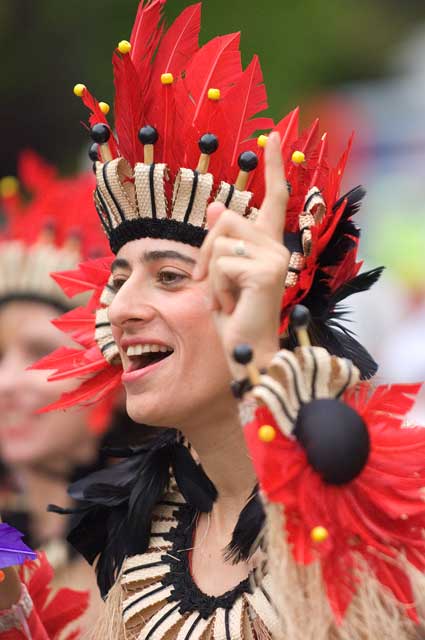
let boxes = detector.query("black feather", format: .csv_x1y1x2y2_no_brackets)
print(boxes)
308,321,378,379
49,427,220,597
224,487,265,564
319,186,365,270
333,185,366,219
170,442,217,513
327,267,384,308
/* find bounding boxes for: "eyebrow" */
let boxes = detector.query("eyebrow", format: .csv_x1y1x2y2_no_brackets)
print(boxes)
111,250,196,272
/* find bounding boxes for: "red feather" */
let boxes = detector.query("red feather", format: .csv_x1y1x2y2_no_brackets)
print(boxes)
113,51,145,165
248,108,299,208
19,552,89,639
40,367,122,412
81,88,119,159
81,87,107,127
184,33,242,129
46,347,107,382
52,307,95,347
130,0,165,84
223,55,272,168
152,3,201,77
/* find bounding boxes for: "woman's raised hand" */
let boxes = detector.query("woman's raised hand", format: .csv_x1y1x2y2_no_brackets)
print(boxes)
194,132,289,374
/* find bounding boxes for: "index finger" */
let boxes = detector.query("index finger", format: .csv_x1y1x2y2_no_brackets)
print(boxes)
255,131,288,240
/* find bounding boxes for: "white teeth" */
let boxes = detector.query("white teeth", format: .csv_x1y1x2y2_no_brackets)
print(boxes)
126,343,172,357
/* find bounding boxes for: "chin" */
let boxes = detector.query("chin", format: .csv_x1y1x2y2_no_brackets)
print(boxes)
126,398,172,428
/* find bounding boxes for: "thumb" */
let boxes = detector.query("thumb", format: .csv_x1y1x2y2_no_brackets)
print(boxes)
206,201,226,230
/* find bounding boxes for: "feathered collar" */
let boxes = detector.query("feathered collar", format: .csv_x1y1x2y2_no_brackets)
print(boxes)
49,429,264,598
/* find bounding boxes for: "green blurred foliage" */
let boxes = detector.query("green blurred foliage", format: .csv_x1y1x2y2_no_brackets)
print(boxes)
0,0,423,175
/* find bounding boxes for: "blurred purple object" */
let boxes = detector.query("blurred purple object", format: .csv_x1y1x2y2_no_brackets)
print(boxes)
0,522,37,568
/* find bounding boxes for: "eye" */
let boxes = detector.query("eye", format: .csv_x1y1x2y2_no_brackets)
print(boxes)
157,270,187,285
111,277,127,291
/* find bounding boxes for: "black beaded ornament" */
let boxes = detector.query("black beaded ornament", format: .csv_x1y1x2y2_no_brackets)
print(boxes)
88,143,99,162
138,125,159,145
233,344,254,365
198,133,219,155
90,124,111,144
290,304,311,329
238,150,258,172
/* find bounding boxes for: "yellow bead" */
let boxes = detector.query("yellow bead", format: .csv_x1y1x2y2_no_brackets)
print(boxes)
258,425,276,443
208,88,221,101
257,134,268,148
73,83,86,97
291,150,305,164
118,40,131,54
0,176,19,198
310,526,329,543
161,73,174,85
99,102,110,115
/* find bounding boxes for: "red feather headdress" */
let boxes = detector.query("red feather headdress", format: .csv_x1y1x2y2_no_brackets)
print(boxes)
34,0,382,414
0,151,109,311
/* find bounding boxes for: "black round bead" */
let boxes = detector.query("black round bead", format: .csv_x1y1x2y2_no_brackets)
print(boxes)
238,151,258,172
290,305,311,329
198,133,219,155
294,398,370,485
138,125,159,145
90,124,111,144
233,344,253,365
88,142,99,162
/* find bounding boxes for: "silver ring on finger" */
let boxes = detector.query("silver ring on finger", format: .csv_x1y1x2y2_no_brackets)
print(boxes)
233,239,249,258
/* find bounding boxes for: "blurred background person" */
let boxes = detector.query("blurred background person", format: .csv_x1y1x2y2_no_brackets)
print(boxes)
0,151,110,626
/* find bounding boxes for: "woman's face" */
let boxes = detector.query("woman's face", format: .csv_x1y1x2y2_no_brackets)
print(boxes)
109,237,233,428
0,300,92,468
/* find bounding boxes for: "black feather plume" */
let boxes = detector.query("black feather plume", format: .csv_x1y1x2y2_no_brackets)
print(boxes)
327,266,384,308
224,486,265,564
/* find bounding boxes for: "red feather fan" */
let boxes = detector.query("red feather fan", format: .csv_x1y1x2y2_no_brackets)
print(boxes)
244,383,425,622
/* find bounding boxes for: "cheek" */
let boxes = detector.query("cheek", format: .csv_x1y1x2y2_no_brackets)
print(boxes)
171,287,213,332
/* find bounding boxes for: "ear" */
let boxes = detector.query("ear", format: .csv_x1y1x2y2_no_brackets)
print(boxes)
206,201,226,230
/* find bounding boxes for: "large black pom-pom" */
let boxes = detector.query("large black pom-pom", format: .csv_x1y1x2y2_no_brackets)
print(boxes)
294,398,370,484
90,124,111,144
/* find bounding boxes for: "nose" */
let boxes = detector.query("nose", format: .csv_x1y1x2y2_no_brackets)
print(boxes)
108,274,157,330
0,350,27,403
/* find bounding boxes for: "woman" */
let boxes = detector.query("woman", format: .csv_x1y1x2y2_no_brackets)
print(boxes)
0,152,108,631
2,2,425,639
